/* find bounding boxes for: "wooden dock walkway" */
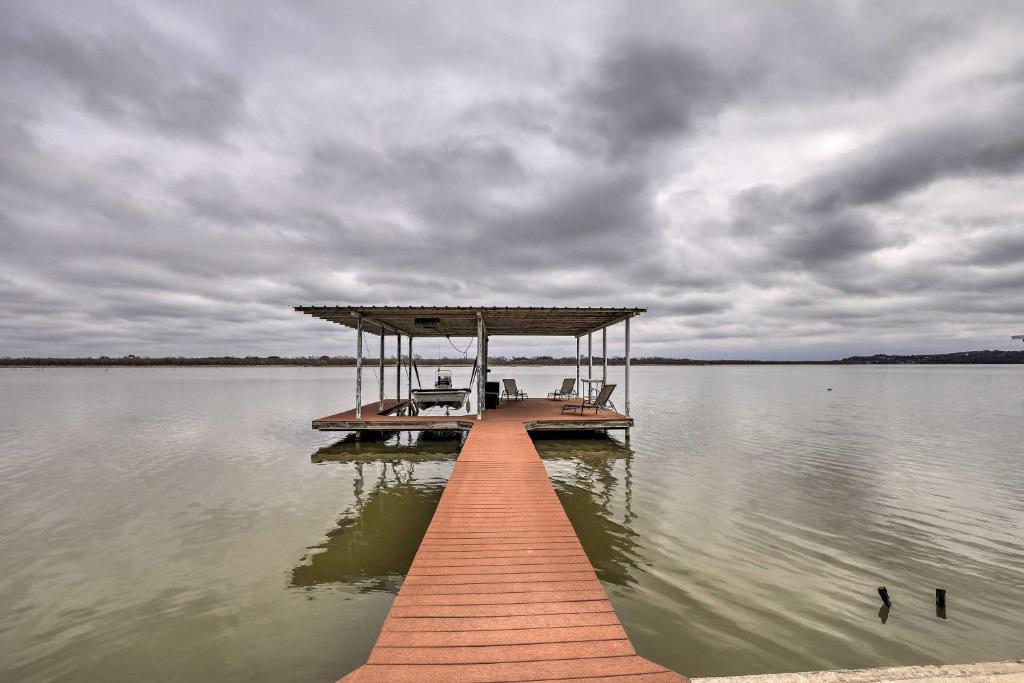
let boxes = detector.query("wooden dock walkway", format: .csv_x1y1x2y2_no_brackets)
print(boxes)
339,401,686,682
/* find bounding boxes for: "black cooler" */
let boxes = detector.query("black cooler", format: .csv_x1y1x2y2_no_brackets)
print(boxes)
484,381,500,409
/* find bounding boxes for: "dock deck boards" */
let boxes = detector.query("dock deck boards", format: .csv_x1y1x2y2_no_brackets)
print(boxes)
338,402,685,682
313,396,634,432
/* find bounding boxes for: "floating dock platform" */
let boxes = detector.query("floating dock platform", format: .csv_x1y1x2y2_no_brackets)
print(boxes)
312,397,634,433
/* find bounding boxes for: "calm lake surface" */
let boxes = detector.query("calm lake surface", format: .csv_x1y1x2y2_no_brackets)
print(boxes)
0,365,1022,681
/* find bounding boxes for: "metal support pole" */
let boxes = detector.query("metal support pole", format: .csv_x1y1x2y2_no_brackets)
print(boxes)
575,336,580,395
602,327,607,383
396,335,402,404
355,316,363,418
482,334,489,397
476,313,484,420
624,317,631,416
378,333,385,410
407,336,413,400
588,332,593,394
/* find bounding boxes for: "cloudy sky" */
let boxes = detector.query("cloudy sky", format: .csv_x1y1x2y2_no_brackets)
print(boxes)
3,1,1024,360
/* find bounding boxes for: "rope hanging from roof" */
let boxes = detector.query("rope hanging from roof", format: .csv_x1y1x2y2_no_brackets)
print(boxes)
361,335,380,386
437,320,476,357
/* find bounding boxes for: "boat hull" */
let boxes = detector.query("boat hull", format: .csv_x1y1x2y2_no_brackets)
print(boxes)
411,388,471,410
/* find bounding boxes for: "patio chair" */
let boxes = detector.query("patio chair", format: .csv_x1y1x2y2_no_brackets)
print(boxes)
547,377,577,400
501,378,528,401
561,383,616,415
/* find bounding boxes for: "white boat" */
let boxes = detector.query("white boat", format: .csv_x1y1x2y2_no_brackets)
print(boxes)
411,370,471,413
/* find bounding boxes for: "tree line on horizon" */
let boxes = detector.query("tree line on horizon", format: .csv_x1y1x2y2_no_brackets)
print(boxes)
2,350,1023,366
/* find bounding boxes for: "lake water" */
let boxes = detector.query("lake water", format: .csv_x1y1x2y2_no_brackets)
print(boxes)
0,365,1022,681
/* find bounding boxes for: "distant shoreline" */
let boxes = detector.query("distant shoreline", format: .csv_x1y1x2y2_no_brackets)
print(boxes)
3,350,1023,366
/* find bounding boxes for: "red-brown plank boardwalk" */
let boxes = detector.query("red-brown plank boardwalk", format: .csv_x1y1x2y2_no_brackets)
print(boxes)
338,399,687,682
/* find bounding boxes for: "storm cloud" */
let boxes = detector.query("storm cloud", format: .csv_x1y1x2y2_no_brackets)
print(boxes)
2,0,1024,359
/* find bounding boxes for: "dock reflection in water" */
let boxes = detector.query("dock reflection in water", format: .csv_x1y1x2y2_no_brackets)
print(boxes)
295,430,643,594
533,432,642,588
293,432,459,592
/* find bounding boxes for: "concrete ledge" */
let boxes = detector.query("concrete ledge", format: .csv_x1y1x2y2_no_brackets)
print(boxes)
693,661,1024,683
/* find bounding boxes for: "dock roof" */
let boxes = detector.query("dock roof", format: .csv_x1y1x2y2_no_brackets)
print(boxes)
294,305,644,337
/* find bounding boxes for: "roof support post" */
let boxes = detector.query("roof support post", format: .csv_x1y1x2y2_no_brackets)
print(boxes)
378,333,385,411
407,336,413,401
483,333,489,397
396,335,402,407
476,312,484,420
624,317,631,417
355,315,363,419
575,336,580,396
602,327,607,383
588,332,593,392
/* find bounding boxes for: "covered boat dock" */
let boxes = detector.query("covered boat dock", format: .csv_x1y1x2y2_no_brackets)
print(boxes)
295,306,686,682
294,305,645,433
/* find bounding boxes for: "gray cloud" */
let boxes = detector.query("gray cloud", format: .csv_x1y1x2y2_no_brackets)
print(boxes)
0,5,243,141
966,229,1024,266
569,42,735,160
804,108,1024,211
730,186,895,269
2,1,1024,359
307,137,525,194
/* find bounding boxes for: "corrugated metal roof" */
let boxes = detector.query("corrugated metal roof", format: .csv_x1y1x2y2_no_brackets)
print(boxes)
294,305,644,337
